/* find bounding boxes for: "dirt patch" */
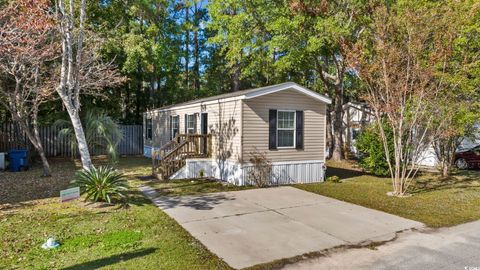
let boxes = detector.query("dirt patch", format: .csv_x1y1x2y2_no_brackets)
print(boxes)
0,159,76,205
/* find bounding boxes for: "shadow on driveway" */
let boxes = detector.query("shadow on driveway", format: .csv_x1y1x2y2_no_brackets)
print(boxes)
152,193,235,210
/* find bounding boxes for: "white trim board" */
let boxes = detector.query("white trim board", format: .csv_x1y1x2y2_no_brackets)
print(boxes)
145,82,332,115
147,96,245,114
183,158,326,166
243,159,325,166
244,83,332,104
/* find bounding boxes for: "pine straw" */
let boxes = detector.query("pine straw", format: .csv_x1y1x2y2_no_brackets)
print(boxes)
0,158,76,206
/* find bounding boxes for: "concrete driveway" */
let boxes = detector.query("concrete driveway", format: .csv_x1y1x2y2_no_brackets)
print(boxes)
283,220,480,270
142,186,423,269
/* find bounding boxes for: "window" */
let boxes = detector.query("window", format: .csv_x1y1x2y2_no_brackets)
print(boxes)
269,109,303,150
186,114,196,134
171,116,179,139
146,118,152,140
277,110,295,148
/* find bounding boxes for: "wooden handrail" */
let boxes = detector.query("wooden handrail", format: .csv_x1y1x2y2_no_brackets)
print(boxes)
152,134,212,180
158,134,181,154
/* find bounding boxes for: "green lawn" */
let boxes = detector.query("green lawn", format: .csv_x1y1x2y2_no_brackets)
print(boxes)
294,161,480,228
149,178,253,197
3,157,480,269
0,157,230,270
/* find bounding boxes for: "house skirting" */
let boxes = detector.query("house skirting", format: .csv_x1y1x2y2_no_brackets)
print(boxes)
170,158,326,186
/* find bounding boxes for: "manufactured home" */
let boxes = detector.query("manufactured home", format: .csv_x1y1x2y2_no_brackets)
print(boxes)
143,82,332,185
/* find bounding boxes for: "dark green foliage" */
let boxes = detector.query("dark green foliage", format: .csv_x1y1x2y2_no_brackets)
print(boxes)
82,0,231,124
355,123,394,177
73,166,128,203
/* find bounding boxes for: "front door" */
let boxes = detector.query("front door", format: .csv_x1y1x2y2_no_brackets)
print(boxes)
201,113,208,155
201,113,208,135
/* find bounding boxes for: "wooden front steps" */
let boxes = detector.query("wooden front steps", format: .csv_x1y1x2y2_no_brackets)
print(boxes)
152,134,212,180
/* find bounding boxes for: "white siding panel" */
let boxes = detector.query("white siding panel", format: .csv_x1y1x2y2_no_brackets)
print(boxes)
144,100,242,161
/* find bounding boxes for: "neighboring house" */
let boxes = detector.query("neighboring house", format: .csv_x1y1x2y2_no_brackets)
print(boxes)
341,102,439,166
343,102,480,167
143,82,332,185
342,102,374,155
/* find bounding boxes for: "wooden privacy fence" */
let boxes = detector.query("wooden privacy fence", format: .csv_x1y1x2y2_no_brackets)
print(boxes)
0,123,143,157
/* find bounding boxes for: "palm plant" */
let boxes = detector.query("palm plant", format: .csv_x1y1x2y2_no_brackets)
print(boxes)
72,166,128,203
54,110,123,163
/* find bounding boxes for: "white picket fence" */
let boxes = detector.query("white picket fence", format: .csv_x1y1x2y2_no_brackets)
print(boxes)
0,123,143,157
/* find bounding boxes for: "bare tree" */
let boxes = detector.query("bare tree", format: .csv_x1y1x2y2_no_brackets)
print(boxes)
0,0,58,176
348,4,455,196
55,0,125,170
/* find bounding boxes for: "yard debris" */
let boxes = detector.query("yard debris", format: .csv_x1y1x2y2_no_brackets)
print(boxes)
0,159,75,205
41,237,60,249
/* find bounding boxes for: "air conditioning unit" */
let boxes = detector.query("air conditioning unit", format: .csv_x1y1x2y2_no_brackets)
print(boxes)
0,153,5,170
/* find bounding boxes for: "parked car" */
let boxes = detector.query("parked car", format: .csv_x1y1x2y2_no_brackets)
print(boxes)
454,145,480,169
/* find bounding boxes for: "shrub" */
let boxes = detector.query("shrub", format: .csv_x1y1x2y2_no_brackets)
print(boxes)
248,150,272,187
355,122,394,176
326,175,341,183
55,110,123,163
72,166,128,203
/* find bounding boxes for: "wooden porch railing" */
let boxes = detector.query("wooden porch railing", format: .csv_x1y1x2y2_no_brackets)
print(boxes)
152,134,212,180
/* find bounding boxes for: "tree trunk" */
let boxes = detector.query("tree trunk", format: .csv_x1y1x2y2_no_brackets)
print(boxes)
67,107,93,170
231,61,241,92
441,161,450,177
331,86,344,161
32,114,51,177
16,120,51,177
193,3,200,95
124,82,130,120
326,108,334,159
149,67,155,104
434,137,459,178
136,72,142,123
185,5,190,93
9,106,51,176
345,107,351,156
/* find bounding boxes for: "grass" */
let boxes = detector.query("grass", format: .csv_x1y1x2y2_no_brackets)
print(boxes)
0,157,230,270
294,160,480,228
149,178,254,197
4,156,479,269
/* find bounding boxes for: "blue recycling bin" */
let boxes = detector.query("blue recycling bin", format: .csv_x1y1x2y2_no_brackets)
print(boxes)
8,149,28,172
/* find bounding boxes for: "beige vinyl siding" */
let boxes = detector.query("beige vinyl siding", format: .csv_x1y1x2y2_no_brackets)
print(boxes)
242,89,326,162
145,99,242,161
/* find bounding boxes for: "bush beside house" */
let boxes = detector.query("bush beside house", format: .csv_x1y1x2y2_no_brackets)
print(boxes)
355,123,394,176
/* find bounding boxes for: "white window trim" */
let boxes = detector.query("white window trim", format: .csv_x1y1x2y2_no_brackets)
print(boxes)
276,110,296,149
171,115,179,138
186,114,196,134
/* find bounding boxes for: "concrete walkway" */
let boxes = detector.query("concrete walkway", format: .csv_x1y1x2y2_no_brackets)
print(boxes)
283,220,480,270
141,186,423,269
